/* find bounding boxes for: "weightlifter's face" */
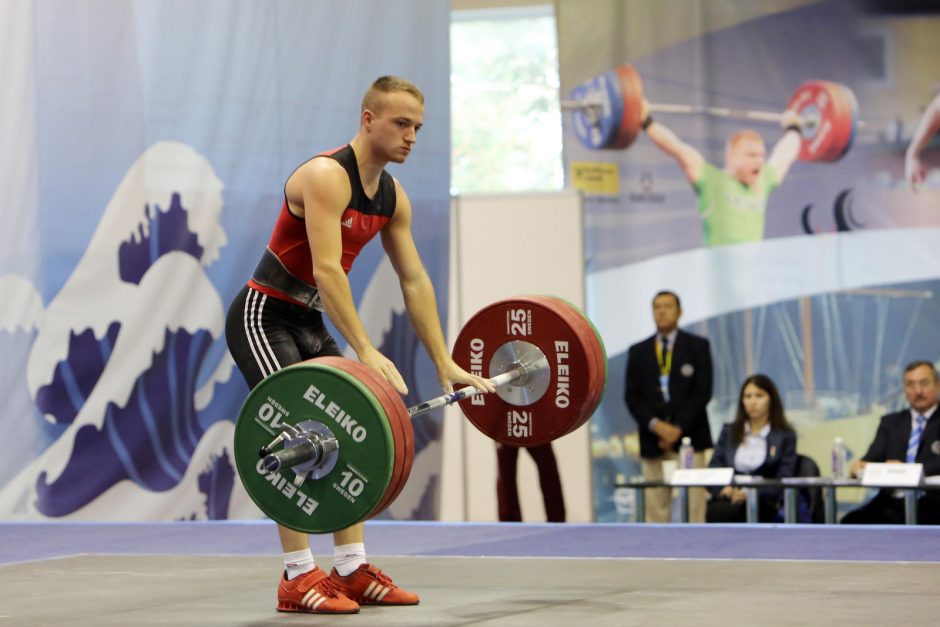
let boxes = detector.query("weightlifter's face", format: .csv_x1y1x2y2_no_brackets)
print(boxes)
727,137,766,187
364,91,424,164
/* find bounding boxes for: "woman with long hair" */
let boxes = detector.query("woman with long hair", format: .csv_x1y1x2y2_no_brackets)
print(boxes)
706,374,797,523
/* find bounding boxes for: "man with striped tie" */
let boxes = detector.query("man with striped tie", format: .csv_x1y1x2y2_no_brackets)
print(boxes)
842,361,940,524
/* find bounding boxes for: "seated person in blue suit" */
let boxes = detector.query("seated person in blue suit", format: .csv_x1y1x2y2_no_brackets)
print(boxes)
707,374,797,523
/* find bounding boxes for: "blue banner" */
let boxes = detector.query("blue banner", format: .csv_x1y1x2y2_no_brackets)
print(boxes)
0,0,451,522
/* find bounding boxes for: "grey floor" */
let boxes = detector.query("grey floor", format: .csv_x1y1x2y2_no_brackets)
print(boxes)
2,521,939,626
3,553,939,626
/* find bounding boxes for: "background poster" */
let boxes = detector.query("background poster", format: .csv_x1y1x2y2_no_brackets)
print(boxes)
555,0,940,520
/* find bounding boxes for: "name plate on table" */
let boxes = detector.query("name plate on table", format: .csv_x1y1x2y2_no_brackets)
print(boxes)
670,468,734,486
861,462,923,487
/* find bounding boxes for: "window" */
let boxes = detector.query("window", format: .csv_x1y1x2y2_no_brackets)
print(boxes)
450,5,564,194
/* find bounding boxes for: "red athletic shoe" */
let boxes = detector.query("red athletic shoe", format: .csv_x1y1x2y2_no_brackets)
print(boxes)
276,567,360,614
329,563,420,606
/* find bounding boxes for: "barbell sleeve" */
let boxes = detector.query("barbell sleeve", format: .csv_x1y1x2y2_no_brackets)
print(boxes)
263,440,318,472
407,358,549,418
262,432,339,473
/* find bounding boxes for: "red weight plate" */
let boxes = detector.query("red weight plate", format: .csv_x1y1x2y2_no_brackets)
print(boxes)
609,64,645,150
840,83,860,158
337,358,414,518
787,80,854,163
371,375,414,516
827,82,857,161
452,296,594,446
503,295,604,438
332,358,414,519
526,296,606,435
313,357,405,521
533,298,606,411
815,80,852,162
547,302,605,435
314,357,414,520
555,297,608,420
353,360,414,516
545,297,609,388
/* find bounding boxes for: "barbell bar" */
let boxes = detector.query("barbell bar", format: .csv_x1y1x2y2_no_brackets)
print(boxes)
561,98,845,128
407,348,549,418
233,295,607,534
260,352,549,474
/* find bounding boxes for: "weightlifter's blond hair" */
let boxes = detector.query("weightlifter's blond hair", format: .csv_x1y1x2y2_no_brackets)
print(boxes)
727,128,765,152
361,76,424,114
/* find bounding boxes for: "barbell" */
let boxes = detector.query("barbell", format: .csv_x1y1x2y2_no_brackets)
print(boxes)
233,295,607,534
561,63,859,161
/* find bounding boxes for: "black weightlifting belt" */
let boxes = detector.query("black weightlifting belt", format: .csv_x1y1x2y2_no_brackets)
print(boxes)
251,248,324,311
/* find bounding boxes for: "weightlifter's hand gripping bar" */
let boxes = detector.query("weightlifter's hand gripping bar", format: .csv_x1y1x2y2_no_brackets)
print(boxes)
406,356,549,418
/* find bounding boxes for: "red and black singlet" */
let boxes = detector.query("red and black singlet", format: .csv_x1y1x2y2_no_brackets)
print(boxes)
248,144,396,307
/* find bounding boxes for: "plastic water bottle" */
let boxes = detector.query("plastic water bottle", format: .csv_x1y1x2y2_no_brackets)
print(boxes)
832,436,848,479
612,473,635,519
679,437,694,470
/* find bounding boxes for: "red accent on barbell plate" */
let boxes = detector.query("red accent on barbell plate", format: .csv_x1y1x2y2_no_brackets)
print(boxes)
829,82,857,161
452,296,595,446
510,296,605,436
314,357,414,520
787,80,855,163
526,296,606,435
342,358,414,518
815,80,852,162
312,357,405,521
610,64,645,150
357,361,414,517
529,296,605,435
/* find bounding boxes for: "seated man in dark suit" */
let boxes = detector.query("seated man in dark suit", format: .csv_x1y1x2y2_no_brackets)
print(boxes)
842,360,940,525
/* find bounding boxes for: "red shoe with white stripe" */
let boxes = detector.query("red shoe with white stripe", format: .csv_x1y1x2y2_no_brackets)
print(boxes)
276,567,360,614
329,563,420,606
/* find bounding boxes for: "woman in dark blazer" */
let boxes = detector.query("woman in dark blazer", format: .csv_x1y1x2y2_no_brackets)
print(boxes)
707,374,797,523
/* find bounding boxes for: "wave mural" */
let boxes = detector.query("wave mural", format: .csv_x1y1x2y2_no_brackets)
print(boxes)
0,142,261,521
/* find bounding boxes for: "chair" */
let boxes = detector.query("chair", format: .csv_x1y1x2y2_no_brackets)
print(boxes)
795,454,824,524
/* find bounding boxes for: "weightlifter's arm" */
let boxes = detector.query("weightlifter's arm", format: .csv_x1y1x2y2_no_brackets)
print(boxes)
290,158,408,394
767,108,802,184
906,93,940,192
381,180,494,395
641,98,704,184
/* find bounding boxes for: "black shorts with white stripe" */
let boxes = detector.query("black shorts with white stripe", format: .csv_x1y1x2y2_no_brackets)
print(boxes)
225,285,342,390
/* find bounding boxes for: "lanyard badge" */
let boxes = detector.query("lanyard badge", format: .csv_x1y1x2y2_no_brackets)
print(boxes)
656,340,672,402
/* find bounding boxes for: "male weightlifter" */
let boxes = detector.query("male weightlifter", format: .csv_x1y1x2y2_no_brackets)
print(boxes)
225,76,494,614
639,98,803,247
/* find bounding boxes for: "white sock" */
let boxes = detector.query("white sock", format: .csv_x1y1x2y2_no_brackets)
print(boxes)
284,548,315,580
333,543,366,576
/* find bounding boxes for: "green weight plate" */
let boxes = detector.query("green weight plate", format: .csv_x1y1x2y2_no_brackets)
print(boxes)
233,361,395,534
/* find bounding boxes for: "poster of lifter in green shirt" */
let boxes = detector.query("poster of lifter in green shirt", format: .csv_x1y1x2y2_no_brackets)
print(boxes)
639,98,803,247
